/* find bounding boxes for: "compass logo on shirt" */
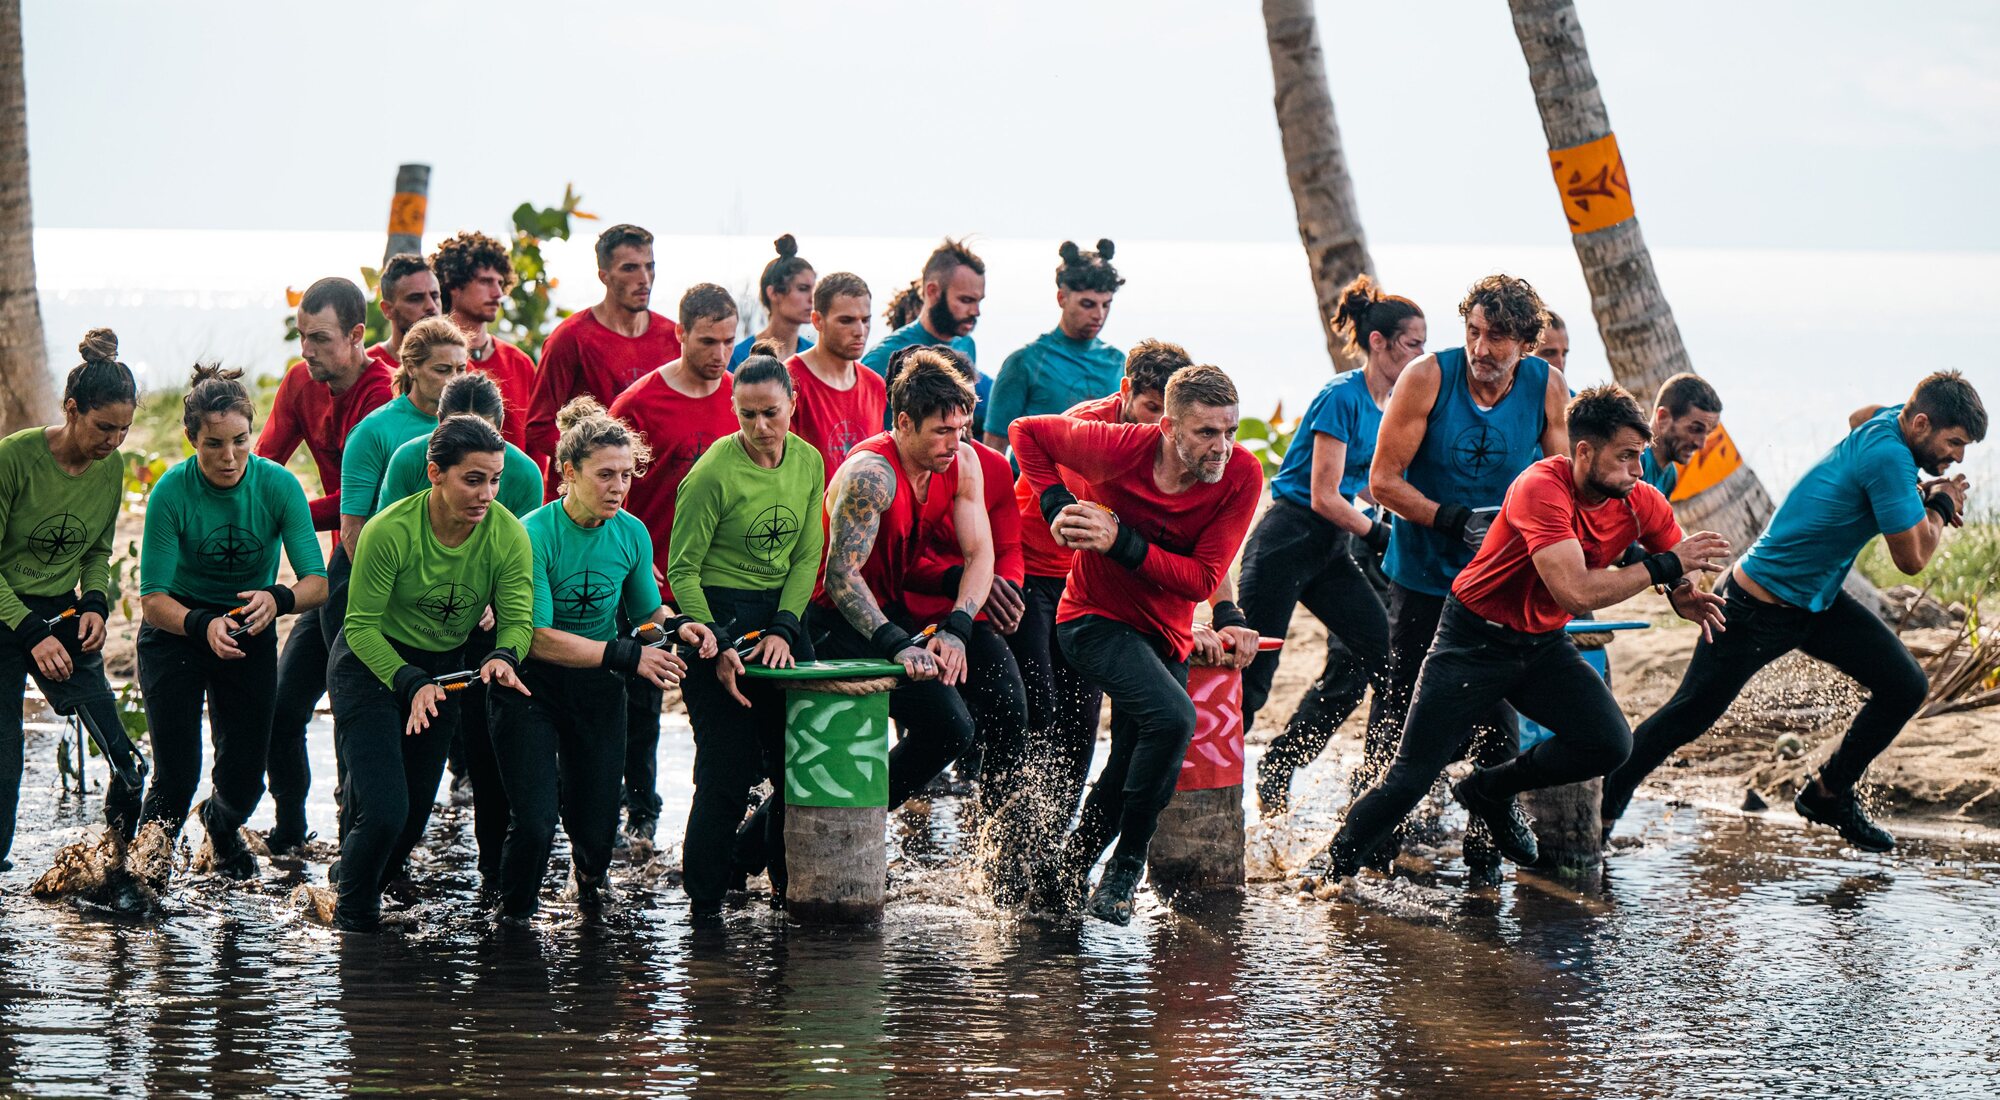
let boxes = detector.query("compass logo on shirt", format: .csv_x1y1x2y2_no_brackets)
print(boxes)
27,514,87,566
743,505,800,565
197,524,264,571
556,569,615,620
657,433,714,484
416,582,477,627
1452,423,1503,478
830,421,867,461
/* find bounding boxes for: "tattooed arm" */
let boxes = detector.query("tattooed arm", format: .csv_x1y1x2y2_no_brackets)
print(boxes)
824,451,937,680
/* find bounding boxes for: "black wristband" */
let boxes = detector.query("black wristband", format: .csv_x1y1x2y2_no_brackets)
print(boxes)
1433,503,1471,540
1926,488,1959,525
871,621,915,658
1038,484,1081,526
1362,520,1391,554
76,592,109,620
766,609,802,649
1616,542,1647,567
183,608,220,644
11,614,51,650
1210,600,1250,631
940,610,976,644
937,564,966,598
263,584,296,616
392,664,432,713
602,636,643,672
1641,551,1686,587
1106,520,1150,570
661,615,697,644
481,648,521,674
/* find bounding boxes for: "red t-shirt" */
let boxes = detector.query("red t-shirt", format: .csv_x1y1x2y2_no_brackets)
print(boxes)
255,359,395,539
366,341,399,370
905,439,1025,622
529,308,681,495
1453,454,1682,633
810,432,962,623
786,353,887,484
1014,393,1123,579
609,367,738,597
1011,416,1262,662
469,339,538,466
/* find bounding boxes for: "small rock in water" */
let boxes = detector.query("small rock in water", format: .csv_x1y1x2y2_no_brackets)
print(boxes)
1742,789,1770,812
1774,733,1806,759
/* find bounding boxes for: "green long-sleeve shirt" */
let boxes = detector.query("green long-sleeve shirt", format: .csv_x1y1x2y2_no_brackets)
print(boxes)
340,395,436,519
344,488,533,688
140,455,326,606
0,427,121,633
521,500,662,642
379,435,544,520
666,432,824,624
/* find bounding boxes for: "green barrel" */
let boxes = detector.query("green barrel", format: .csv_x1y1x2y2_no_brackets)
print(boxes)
783,689,890,808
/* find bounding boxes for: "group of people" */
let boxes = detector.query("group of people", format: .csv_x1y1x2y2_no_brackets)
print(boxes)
0,220,1983,932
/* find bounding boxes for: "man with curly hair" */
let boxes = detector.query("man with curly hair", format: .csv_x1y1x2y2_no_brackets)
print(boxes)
431,230,540,467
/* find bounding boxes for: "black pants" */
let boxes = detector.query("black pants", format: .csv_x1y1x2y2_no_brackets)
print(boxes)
328,631,466,925
998,574,1104,843
958,621,1027,789
683,586,807,906
623,674,665,826
137,605,281,838
1602,578,1928,823
487,659,627,917
1329,600,1632,871
1237,499,1392,773
264,601,327,837
1359,582,1518,793
0,592,142,861
448,626,507,882
1055,614,1194,871
808,603,975,809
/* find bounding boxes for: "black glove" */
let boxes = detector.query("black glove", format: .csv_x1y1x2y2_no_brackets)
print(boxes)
1361,520,1391,554
1433,503,1471,541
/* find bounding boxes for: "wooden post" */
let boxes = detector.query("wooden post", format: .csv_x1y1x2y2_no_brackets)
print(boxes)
1517,621,1643,881
1149,639,1281,895
383,163,430,264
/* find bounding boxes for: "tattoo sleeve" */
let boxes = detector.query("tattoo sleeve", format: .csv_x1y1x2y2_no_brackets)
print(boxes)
824,453,897,638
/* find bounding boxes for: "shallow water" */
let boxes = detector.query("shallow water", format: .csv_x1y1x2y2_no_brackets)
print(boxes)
4,710,1999,1098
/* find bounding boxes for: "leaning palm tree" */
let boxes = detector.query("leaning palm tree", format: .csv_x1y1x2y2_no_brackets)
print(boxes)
1264,0,1375,371
0,0,52,432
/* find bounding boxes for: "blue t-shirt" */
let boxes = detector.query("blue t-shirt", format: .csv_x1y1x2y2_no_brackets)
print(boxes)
1641,446,1679,496
1271,368,1382,509
1740,405,1926,612
728,332,814,371
860,321,985,430
985,329,1125,442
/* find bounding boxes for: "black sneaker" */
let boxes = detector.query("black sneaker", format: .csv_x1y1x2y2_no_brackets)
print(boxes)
198,800,259,881
1255,756,1293,817
1794,783,1895,852
623,815,658,846
1450,775,1539,867
1085,857,1146,926
264,827,315,860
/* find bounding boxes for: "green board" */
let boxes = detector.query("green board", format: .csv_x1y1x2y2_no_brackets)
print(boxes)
742,658,906,682
783,688,891,808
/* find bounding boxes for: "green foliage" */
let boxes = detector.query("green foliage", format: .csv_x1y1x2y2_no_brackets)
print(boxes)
499,183,596,360
1237,403,1299,479
1857,514,1997,610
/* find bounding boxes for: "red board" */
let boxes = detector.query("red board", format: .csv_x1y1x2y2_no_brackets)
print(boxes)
1179,665,1246,791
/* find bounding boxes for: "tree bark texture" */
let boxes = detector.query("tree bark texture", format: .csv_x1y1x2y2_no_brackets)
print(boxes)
1148,784,1247,894
783,805,886,924
0,0,52,433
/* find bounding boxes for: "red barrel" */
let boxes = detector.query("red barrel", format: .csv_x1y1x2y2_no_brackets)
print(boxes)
1176,637,1281,792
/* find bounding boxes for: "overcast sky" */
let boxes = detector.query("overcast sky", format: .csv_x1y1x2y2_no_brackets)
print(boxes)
23,1,2000,252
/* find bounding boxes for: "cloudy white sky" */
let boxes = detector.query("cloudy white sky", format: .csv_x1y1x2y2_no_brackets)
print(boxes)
22,0,2000,252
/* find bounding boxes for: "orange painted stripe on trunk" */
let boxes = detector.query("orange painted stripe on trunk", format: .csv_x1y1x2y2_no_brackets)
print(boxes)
1548,133,1635,234
1670,421,1743,502
388,192,428,235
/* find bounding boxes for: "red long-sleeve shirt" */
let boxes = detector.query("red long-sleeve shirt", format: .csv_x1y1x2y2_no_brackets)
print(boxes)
905,439,1022,622
608,367,738,598
255,359,395,539
786,354,887,485
1010,415,1261,661
529,308,681,496
470,339,539,466
1015,393,1123,579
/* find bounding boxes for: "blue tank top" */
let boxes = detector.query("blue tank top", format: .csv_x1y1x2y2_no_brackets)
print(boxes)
1382,347,1550,596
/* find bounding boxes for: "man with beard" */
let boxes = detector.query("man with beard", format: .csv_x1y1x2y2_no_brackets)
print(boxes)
1640,373,1722,495
982,240,1125,454
607,283,741,845
366,253,442,370
528,224,681,497
1604,371,1984,851
1305,386,1729,884
1011,364,1261,925
788,272,884,480
1357,274,1570,879
432,230,540,464
862,238,990,432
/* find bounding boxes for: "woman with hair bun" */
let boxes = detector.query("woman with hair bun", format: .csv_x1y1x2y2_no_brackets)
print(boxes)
137,363,327,878
0,329,144,868
488,396,711,925
730,234,817,368
982,239,1126,453
1237,273,1426,816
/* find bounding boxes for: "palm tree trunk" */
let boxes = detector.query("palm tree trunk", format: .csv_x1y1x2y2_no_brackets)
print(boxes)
0,0,52,433
1263,0,1374,371
1508,0,1774,554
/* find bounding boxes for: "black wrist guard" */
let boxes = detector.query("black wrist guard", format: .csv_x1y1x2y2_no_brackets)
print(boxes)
766,609,802,648
1106,520,1150,570
1210,600,1250,632
871,622,915,658
263,584,297,616
661,615,697,642
12,613,51,650
1616,542,1647,567
76,592,109,620
1641,551,1686,587
602,636,643,673
1433,503,1471,540
392,664,432,713
1926,488,1960,525
1362,520,1391,554
940,610,976,644
1038,484,1081,526
183,608,220,644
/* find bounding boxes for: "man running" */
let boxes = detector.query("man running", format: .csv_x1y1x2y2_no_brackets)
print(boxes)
861,238,989,432
606,283,741,845
731,235,816,367
788,271,884,480
1306,385,1728,883
527,224,681,495
366,253,442,370
432,230,539,463
1640,373,1722,496
981,240,1124,454
1011,364,1261,925
256,276,394,852
1603,372,1984,850
1363,274,1569,876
